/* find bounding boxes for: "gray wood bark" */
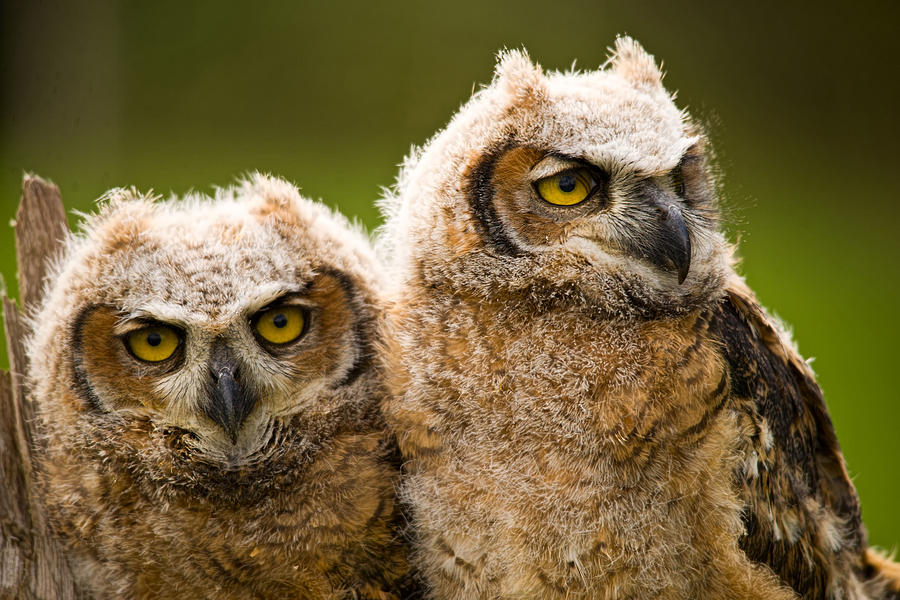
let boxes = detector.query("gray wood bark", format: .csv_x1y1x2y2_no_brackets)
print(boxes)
0,176,80,599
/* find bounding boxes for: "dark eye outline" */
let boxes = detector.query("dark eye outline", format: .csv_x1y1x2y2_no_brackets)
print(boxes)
670,163,686,198
249,301,311,352
531,163,608,208
670,150,706,204
120,321,185,366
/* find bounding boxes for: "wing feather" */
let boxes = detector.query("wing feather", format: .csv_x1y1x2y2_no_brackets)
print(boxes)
710,280,878,598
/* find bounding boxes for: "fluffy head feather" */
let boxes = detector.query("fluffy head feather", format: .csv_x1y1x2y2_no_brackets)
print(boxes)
379,36,729,318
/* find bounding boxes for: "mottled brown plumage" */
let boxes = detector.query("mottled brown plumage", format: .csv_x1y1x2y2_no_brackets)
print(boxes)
28,175,413,599
377,38,899,599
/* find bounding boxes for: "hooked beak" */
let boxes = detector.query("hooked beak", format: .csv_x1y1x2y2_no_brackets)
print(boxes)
202,342,256,444
633,182,692,284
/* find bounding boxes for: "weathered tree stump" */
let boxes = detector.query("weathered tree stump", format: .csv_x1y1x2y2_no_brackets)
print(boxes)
1,176,81,599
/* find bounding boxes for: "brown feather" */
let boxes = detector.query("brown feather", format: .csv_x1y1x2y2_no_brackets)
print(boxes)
713,281,898,599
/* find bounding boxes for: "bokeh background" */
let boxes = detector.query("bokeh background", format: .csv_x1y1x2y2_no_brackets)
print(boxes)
2,1,898,547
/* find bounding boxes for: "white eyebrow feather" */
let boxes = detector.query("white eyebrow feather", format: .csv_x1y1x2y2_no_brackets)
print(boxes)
529,155,583,180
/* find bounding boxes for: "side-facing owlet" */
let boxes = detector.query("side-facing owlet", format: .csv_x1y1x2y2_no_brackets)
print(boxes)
29,174,411,599
378,38,900,599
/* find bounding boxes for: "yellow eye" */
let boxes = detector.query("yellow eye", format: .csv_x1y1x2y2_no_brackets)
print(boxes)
126,325,181,363
534,168,596,206
254,305,305,345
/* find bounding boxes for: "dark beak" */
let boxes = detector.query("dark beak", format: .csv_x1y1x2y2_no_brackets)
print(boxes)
202,342,256,444
634,182,692,284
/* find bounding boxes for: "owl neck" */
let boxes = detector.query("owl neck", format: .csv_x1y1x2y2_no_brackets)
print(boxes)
412,259,729,322
66,380,386,504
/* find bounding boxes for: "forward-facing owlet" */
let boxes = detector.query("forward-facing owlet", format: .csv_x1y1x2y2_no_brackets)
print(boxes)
28,174,411,599
378,38,900,599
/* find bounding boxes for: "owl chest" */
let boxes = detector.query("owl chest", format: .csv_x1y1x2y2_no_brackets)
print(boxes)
73,477,344,595
414,307,720,452
404,306,734,597
54,430,398,598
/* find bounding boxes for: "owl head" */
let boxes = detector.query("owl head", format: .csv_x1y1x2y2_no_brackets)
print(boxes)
28,174,383,490
379,37,732,317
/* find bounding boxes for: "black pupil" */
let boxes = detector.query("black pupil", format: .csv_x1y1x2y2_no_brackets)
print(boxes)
146,332,162,347
558,174,577,193
273,313,288,328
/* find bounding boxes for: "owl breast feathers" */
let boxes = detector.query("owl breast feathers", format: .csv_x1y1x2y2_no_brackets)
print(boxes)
377,37,900,599
28,174,412,599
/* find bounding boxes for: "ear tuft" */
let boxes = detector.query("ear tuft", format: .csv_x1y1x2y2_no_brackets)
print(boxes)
609,36,664,88
493,48,546,103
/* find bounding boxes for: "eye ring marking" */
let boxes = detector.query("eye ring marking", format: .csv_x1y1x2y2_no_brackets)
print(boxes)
124,324,182,363
534,167,598,206
252,304,307,346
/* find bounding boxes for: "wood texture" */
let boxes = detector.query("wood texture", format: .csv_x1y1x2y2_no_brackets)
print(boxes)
1,175,80,599
16,176,68,312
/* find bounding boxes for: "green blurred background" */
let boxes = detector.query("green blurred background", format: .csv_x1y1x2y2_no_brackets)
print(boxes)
2,1,897,547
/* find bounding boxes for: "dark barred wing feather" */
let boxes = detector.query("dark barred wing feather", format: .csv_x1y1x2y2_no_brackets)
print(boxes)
710,282,893,599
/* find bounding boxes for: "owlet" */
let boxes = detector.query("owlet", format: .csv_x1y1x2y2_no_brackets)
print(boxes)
377,38,900,599
29,174,412,599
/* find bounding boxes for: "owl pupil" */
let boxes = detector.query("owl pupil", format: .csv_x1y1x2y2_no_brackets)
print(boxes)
558,175,576,193
273,313,288,328
146,332,162,347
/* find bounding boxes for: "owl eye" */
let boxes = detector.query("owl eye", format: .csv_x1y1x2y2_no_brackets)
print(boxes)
534,168,597,206
253,305,306,345
125,325,181,363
